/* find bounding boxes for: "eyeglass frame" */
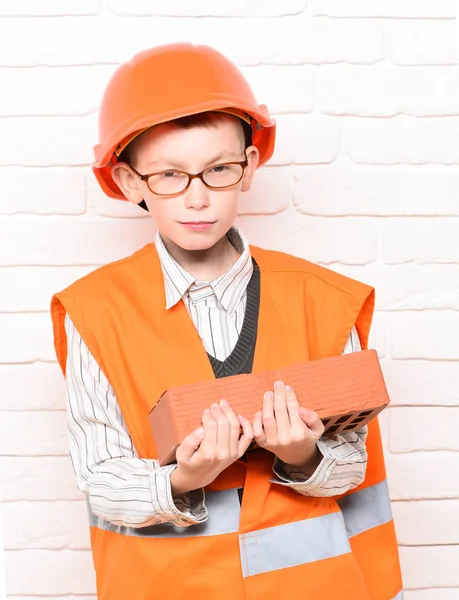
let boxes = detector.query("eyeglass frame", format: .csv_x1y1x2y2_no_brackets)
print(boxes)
126,151,249,198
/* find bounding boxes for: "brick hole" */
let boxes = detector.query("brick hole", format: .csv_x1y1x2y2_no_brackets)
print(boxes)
359,410,373,417
326,425,339,433
335,415,352,425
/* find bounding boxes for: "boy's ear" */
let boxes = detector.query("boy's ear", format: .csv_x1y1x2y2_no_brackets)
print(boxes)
241,145,260,193
111,163,145,205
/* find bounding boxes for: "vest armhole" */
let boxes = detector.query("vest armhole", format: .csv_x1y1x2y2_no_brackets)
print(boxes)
354,288,375,351
333,286,375,357
50,295,68,376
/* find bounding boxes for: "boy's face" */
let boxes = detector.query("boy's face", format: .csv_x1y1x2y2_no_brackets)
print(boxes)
112,117,259,253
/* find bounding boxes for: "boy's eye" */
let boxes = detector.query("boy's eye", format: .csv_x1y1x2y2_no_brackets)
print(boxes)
161,171,183,178
209,164,229,173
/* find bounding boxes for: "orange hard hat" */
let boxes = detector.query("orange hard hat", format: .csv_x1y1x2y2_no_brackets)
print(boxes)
92,43,276,200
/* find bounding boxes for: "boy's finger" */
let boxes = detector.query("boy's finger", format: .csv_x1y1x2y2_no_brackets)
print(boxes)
238,415,254,455
285,384,303,427
199,408,218,451
252,411,266,445
273,381,290,433
220,399,240,456
211,402,230,449
262,391,277,441
177,427,204,461
299,408,325,437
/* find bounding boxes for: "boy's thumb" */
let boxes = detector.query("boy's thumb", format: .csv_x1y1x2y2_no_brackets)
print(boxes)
179,427,204,459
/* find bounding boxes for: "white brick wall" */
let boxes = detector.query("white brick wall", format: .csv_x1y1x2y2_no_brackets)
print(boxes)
1,1,458,597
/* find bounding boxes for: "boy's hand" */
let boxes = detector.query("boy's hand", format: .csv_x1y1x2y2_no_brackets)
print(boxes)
252,381,324,472
171,400,253,496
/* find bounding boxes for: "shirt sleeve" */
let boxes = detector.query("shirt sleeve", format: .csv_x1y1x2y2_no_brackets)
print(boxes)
271,326,368,497
64,314,207,528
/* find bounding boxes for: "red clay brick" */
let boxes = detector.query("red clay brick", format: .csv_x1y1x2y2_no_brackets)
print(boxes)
150,349,389,465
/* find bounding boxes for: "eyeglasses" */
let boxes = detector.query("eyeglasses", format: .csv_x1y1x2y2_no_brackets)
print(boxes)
127,154,249,197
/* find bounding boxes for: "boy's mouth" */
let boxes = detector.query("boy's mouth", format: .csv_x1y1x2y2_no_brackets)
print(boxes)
179,221,216,231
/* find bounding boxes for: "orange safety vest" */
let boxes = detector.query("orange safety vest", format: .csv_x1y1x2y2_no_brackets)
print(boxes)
51,243,403,600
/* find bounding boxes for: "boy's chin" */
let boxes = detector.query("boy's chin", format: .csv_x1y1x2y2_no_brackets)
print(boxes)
171,232,227,253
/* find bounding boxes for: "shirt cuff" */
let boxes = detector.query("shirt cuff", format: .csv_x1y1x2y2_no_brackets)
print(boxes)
270,441,337,494
149,464,208,526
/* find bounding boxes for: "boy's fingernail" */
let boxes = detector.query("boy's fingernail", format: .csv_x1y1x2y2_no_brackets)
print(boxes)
264,391,273,401
203,409,210,415
220,399,229,408
194,427,204,437
285,384,292,392
274,380,284,389
211,403,220,410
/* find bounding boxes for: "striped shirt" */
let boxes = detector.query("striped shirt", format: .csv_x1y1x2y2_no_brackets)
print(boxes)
64,228,368,528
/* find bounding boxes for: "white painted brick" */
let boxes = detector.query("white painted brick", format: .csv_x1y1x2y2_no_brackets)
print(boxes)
367,313,387,359
0,411,68,456
298,18,384,65
377,407,390,454
382,360,459,407
3,501,90,550
271,116,339,165
0,457,81,501
342,117,459,165
400,546,459,589
0,16,384,67
385,312,459,360
390,407,459,452
0,17,116,67
237,209,378,265
0,363,66,411
0,1,101,16
386,21,458,66
0,116,96,166
241,66,315,114
1,167,86,215
405,591,459,600
311,0,457,18
0,66,116,116
393,500,459,545
108,0,308,17
318,67,459,117
239,167,292,215
0,314,55,363
5,549,95,595
13,597,96,600
287,17,386,65
87,174,150,219
382,219,459,264
293,168,459,216
323,263,459,311
0,508,5,598
386,453,459,500
0,218,155,266
0,266,95,312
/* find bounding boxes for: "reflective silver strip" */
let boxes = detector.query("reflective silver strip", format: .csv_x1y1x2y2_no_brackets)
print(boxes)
87,487,240,538
239,511,351,578
391,592,403,600
337,479,393,538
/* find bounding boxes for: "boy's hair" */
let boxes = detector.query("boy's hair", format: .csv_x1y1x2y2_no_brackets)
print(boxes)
118,111,253,167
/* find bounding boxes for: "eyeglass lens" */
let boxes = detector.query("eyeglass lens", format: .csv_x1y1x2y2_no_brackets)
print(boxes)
147,163,244,195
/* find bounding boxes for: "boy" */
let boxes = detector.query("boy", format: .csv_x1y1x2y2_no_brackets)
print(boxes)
51,43,403,599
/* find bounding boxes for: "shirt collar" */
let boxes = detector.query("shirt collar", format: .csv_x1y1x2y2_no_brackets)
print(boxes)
155,227,253,314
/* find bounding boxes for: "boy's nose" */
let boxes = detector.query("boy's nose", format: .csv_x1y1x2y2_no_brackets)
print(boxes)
183,177,211,209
